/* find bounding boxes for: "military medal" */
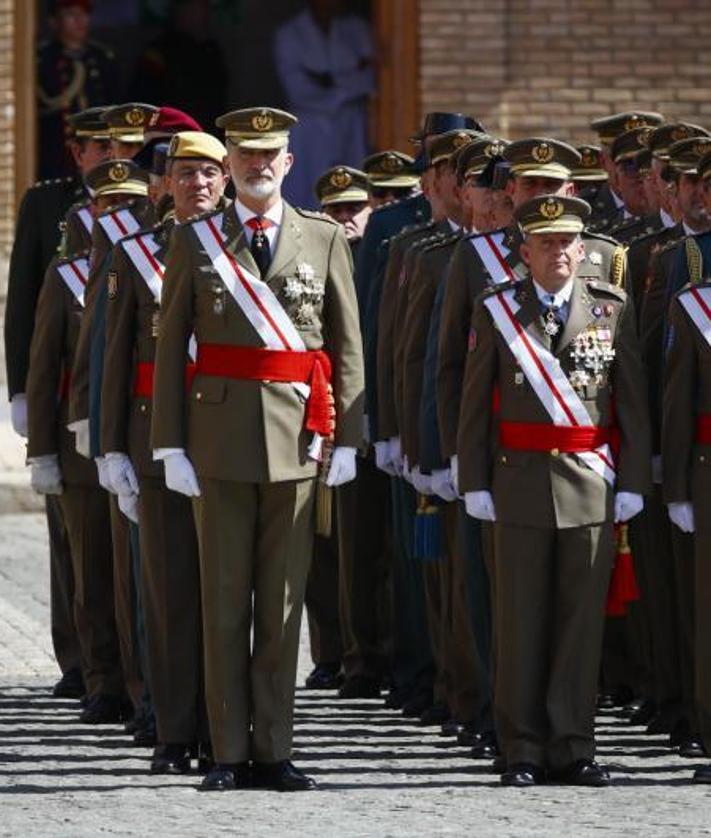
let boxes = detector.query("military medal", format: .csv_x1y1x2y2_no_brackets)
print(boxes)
544,307,561,337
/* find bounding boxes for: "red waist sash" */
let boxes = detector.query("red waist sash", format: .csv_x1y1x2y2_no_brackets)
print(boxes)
696,414,711,445
499,421,612,452
195,343,333,436
133,361,196,398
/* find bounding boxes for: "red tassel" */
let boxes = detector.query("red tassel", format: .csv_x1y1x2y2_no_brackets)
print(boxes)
605,523,640,616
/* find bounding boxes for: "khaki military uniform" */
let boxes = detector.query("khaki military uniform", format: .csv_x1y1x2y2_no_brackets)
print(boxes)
62,199,95,258
663,279,711,754
151,201,364,763
26,253,122,699
100,214,207,746
457,275,651,769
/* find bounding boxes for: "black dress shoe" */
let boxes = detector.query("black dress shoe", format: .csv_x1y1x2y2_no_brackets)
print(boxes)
52,668,85,699
401,691,433,718
305,663,343,690
679,737,707,758
150,744,191,774
440,719,462,738
199,762,251,792
419,703,450,726
551,759,610,787
501,763,544,787
471,730,499,760
79,694,129,725
628,699,657,726
456,722,479,746
252,760,317,792
384,687,410,710
669,719,691,748
338,675,381,699
693,764,711,784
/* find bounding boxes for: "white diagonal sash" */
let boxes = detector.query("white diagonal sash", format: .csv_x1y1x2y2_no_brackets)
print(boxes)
58,257,89,308
121,233,164,302
471,232,516,286
192,212,306,352
678,286,711,346
77,206,93,235
484,288,616,485
98,208,140,245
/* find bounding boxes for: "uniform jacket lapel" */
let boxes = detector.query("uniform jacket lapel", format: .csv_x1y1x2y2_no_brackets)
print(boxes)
514,277,550,349
556,277,595,356
220,201,261,277
265,202,302,284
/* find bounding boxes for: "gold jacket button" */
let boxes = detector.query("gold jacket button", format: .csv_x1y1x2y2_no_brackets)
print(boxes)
196,392,202,401
700,454,706,463
140,404,147,413
500,454,507,464
551,448,560,457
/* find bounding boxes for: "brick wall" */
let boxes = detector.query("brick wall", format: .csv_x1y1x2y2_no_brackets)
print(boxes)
419,0,711,142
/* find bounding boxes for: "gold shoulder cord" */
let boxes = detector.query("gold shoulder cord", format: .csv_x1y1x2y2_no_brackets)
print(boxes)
685,236,703,285
611,245,626,288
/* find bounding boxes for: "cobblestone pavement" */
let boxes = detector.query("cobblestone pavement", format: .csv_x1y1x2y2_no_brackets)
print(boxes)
2,513,711,838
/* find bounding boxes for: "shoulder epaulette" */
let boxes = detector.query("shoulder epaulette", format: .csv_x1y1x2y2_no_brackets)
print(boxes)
56,248,90,267
394,219,436,240
30,175,73,191
582,229,620,246
685,236,703,286
184,205,223,226
464,226,507,243
481,279,517,299
656,235,686,257
422,231,461,253
294,207,339,225
585,278,627,300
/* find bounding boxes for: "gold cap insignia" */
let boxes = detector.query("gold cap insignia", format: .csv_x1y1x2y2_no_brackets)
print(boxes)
453,132,470,149
108,162,129,182
694,141,711,157
382,154,402,173
637,127,653,146
252,111,274,132
532,142,554,164
125,108,145,127
486,141,505,158
539,198,564,220
581,149,597,167
625,115,646,131
330,169,352,189
671,126,690,142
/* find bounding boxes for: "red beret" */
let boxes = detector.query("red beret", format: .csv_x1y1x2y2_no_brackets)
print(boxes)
51,0,93,12
146,106,203,139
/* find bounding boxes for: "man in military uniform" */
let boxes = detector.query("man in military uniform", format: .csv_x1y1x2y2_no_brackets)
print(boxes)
37,0,119,179
573,145,608,203
151,107,364,792
588,111,664,232
458,195,650,786
362,151,420,208
4,104,112,700
103,103,160,161
100,132,229,772
662,230,711,783
316,165,371,246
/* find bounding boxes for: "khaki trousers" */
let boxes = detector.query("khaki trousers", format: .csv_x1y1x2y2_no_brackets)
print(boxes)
193,477,316,764
60,486,122,697
494,522,614,770
46,495,81,675
138,477,207,745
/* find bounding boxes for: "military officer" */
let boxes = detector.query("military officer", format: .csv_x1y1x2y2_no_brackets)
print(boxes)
151,107,364,792
4,104,112,701
573,145,608,203
362,150,420,207
103,103,160,161
457,195,650,786
588,111,664,232
316,165,371,245
100,132,229,772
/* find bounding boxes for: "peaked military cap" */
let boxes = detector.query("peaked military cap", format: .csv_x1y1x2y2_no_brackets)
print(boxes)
103,103,159,143
697,152,711,181
610,127,654,163
85,159,149,198
668,136,711,174
504,138,580,180
515,195,591,235
362,151,419,188
167,131,227,166
429,129,483,165
571,145,607,181
67,107,110,140
648,122,710,161
215,107,297,149
315,166,369,206
457,136,508,180
409,112,485,143
590,111,664,144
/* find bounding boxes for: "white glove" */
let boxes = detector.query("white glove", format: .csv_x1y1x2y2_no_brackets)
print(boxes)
614,491,644,523
652,455,662,485
464,490,496,521
68,418,90,458
118,491,139,524
163,452,201,497
29,454,63,495
431,467,458,502
325,446,357,487
105,453,139,497
10,394,28,437
95,456,115,493
450,455,460,495
668,501,695,533
374,440,397,476
411,466,433,495
389,436,404,477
